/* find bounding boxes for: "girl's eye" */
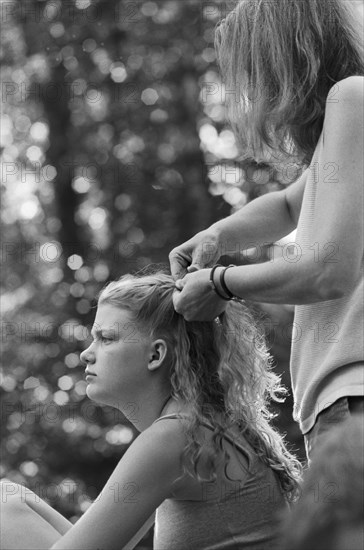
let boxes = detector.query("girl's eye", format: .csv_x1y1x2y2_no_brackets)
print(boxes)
101,336,113,343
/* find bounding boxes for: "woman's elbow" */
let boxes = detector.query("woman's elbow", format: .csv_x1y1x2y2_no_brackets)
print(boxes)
316,283,345,301
315,267,358,301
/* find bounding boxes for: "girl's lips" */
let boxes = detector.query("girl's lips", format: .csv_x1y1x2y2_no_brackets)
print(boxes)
86,374,96,381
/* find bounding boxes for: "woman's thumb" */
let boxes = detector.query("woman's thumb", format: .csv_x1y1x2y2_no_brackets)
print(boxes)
187,244,208,272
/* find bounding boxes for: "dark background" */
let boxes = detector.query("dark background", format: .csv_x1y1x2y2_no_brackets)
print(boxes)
4,0,362,547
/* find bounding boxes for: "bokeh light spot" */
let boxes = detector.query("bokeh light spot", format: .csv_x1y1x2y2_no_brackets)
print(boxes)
67,255,83,270
141,88,159,105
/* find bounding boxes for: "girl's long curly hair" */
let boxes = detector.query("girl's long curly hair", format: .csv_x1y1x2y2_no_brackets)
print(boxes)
98,268,301,500
215,0,364,164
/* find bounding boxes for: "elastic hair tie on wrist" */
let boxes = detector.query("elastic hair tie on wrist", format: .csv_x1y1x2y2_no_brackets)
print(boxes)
209,265,231,301
220,265,236,300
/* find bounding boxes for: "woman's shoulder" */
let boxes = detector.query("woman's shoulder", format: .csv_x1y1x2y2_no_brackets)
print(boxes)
326,76,364,110
331,75,364,91
322,76,363,145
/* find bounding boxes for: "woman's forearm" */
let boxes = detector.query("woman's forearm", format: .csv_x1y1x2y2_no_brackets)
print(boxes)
223,254,344,305
211,190,296,254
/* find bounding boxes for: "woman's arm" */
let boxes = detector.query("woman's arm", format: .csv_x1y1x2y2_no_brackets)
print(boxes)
169,179,304,280
49,421,184,550
173,77,364,319
227,75,363,302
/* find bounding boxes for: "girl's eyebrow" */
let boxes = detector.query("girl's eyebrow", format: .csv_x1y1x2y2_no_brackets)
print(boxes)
90,327,117,338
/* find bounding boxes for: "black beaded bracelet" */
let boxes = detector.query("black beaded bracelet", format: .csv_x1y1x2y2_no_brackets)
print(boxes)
220,264,235,300
209,265,231,301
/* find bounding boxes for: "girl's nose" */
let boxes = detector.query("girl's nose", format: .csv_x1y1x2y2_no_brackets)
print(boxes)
80,345,95,365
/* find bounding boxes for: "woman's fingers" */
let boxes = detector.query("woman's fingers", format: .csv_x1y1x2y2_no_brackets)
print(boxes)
169,248,191,280
172,271,227,321
169,228,221,280
172,289,182,314
174,279,185,291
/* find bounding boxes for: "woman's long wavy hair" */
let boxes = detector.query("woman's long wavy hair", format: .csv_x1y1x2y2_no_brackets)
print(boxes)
215,0,364,164
98,269,301,500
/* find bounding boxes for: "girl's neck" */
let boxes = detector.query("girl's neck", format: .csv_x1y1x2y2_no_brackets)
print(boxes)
158,396,189,418
158,394,174,418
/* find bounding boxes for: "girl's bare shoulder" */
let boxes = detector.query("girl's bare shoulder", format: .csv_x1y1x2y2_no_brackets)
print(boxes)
137,415,188,454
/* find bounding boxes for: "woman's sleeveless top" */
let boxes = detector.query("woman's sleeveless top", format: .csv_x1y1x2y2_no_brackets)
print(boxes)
291,131,364,434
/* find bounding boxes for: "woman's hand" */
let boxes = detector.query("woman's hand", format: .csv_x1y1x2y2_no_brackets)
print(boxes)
173,269,228,321
169,228,221,280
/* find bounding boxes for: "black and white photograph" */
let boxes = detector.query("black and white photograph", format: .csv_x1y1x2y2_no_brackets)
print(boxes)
1,1,363,549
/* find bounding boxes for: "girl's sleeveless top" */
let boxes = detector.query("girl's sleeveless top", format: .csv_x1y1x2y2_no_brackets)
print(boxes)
152,414,288,550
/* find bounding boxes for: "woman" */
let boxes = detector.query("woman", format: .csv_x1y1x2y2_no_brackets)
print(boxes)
170,0,364,461
1,270,301,550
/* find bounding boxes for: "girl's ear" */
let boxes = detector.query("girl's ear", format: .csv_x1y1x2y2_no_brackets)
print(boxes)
148,339,168,372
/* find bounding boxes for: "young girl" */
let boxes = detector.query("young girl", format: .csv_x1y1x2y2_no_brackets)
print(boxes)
170,0,364,461
1,270,301,550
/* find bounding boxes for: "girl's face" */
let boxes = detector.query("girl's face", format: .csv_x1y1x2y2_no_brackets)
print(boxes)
80,303,153,410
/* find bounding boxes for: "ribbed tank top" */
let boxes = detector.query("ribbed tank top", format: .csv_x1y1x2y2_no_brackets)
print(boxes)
290,132,364,434
152,414,288,550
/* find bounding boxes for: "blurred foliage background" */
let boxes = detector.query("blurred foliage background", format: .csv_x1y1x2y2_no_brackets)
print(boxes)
1,0,363,547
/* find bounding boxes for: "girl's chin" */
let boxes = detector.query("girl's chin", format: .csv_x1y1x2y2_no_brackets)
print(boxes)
85,384,102,401
85,385,117,408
